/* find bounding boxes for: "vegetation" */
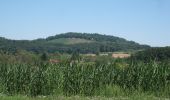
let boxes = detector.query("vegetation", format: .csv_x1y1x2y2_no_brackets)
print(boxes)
0,32,150,54
0,51,170,99
47,38,94,45
1,34,170,99
131,47,170,62
0,94,166,100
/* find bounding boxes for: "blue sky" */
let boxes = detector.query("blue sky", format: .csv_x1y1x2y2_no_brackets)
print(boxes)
0,0,170,47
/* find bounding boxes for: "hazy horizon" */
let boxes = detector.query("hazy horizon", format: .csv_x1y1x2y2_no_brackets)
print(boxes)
0,0,170,47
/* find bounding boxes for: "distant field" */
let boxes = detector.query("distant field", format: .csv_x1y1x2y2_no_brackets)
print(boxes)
83,52,131,58
48,38,95,45
112,53,130,58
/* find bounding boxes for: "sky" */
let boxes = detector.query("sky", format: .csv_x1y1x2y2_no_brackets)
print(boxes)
0,0,170,47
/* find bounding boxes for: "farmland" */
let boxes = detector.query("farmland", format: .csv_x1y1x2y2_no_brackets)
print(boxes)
0,34,170,99
47,38,94,45
0,48,170,99
1,0,170,99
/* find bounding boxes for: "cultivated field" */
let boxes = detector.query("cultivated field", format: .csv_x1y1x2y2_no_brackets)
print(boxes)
112,53,130,58
0,58,170,99
0,48,170,99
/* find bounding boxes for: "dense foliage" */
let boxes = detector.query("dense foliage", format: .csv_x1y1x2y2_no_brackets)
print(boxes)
0,32,150,54
0,60,170,97
131,47,170,61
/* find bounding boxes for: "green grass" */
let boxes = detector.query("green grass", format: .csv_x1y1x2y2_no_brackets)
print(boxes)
48,38,94,45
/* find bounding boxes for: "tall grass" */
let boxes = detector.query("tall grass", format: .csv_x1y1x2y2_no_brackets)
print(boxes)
0,60,170,97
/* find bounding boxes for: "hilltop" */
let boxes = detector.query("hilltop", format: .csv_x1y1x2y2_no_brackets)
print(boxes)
0,32,150,54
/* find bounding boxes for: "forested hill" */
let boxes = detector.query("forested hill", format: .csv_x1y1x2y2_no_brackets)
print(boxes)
0,32,150,54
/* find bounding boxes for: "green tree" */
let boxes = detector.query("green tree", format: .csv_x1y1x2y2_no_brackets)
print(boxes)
40,53,48,61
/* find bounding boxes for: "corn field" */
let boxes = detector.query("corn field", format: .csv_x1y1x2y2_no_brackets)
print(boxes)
0,60,170,97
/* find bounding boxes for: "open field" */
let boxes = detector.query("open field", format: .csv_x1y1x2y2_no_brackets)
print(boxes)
48,38,94,45
112,53,130,58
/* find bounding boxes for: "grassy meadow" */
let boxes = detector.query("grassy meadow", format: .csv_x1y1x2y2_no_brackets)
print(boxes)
48,38,95,45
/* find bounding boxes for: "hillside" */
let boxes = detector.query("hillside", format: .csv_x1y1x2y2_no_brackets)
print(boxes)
0,32,150,54
47,38,95,45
